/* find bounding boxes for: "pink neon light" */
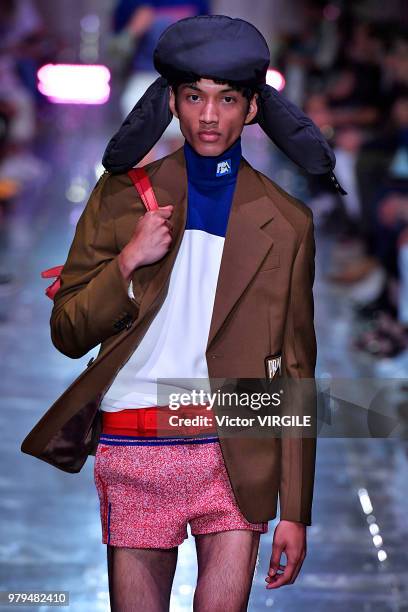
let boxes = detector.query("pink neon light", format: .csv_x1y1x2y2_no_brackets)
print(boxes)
266,69,286,91
37,63,111,104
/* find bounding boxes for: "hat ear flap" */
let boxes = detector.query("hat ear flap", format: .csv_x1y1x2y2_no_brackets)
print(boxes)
253,84,336,175
102,76,173,173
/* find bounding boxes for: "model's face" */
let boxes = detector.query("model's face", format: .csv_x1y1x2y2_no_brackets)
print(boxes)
169,78,258,156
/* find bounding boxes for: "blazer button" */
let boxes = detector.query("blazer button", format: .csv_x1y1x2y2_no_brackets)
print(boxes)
123,313,133,329
113,313,133,331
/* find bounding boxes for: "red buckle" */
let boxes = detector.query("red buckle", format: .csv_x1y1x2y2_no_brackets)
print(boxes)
151,406,187,436
178,405,208,436
134,411,144,434
128,406,216,437
135,410,145,434
144,410,157,432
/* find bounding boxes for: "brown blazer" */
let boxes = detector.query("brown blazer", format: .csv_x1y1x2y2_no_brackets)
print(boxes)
21,145,317,525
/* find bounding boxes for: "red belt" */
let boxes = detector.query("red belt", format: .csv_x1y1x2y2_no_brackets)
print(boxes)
101,404,217,437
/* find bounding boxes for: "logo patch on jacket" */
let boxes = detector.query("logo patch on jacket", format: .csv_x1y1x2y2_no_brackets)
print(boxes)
265,354,282,380
216,159,231,176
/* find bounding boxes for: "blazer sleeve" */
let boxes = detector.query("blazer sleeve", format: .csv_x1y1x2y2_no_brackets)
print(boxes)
279,212,317,525
50,172,144,359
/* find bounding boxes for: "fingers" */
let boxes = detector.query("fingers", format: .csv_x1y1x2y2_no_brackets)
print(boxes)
264,563,285,581
265,559,297,588
164,219,173,233
268,539,284,579
141,204,173,218
266,531,306,589
155,204,174,218
265,551,306,589
141,209,173,232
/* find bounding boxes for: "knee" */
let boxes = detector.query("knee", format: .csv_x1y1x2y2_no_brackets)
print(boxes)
193,580,249,612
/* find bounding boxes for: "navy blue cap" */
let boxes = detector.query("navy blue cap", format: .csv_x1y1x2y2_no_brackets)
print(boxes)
153,15,270,88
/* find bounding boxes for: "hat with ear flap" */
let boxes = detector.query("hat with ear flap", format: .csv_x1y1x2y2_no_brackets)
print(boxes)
102,14,347,194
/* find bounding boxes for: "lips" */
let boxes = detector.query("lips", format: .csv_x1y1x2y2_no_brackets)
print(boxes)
198,131,221,142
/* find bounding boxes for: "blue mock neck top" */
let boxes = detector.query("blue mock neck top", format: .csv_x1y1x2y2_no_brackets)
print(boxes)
183,136,242,237
184,136,242,185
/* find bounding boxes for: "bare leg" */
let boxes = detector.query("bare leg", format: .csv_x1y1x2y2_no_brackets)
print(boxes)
107,544,179,612
193,530,261,612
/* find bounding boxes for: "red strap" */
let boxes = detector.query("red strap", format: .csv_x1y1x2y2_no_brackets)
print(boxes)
41,169,158,300
101,405,216,437
127,167,159,211
41,265,64,279
45,277,61,300
41,265,64,299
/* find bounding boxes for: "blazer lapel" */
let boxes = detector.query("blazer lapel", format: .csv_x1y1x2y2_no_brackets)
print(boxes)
206,159,275,349
133,146,276,350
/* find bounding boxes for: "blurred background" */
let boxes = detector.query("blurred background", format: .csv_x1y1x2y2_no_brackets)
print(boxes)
0,0,408,610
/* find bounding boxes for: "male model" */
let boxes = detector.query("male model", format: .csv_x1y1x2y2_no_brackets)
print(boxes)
21,15,345,611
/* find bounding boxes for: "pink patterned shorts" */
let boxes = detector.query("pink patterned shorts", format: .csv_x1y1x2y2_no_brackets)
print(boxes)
94,433,268,549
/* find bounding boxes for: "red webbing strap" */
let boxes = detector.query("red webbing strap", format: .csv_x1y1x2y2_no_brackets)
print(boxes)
127,167,159,211
101,405,217,437
41,265,64,300
42,168,159,300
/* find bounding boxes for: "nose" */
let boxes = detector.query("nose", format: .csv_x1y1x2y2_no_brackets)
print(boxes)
200,100,219,125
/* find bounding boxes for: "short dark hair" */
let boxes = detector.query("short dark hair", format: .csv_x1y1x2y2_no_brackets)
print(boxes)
169,76,256,113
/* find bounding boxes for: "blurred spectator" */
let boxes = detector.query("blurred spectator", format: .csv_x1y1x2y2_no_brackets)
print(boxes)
0,0,53,186
357,90,408,252
377,30,408,113
0,0,45,144
279,3,408,363
0,1,55,285
352,92,408,357
0,103,19,286
109,0,210,162
330,20,384,125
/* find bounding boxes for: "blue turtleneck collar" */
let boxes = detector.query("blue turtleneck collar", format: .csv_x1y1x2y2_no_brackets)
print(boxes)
183,136,242,185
